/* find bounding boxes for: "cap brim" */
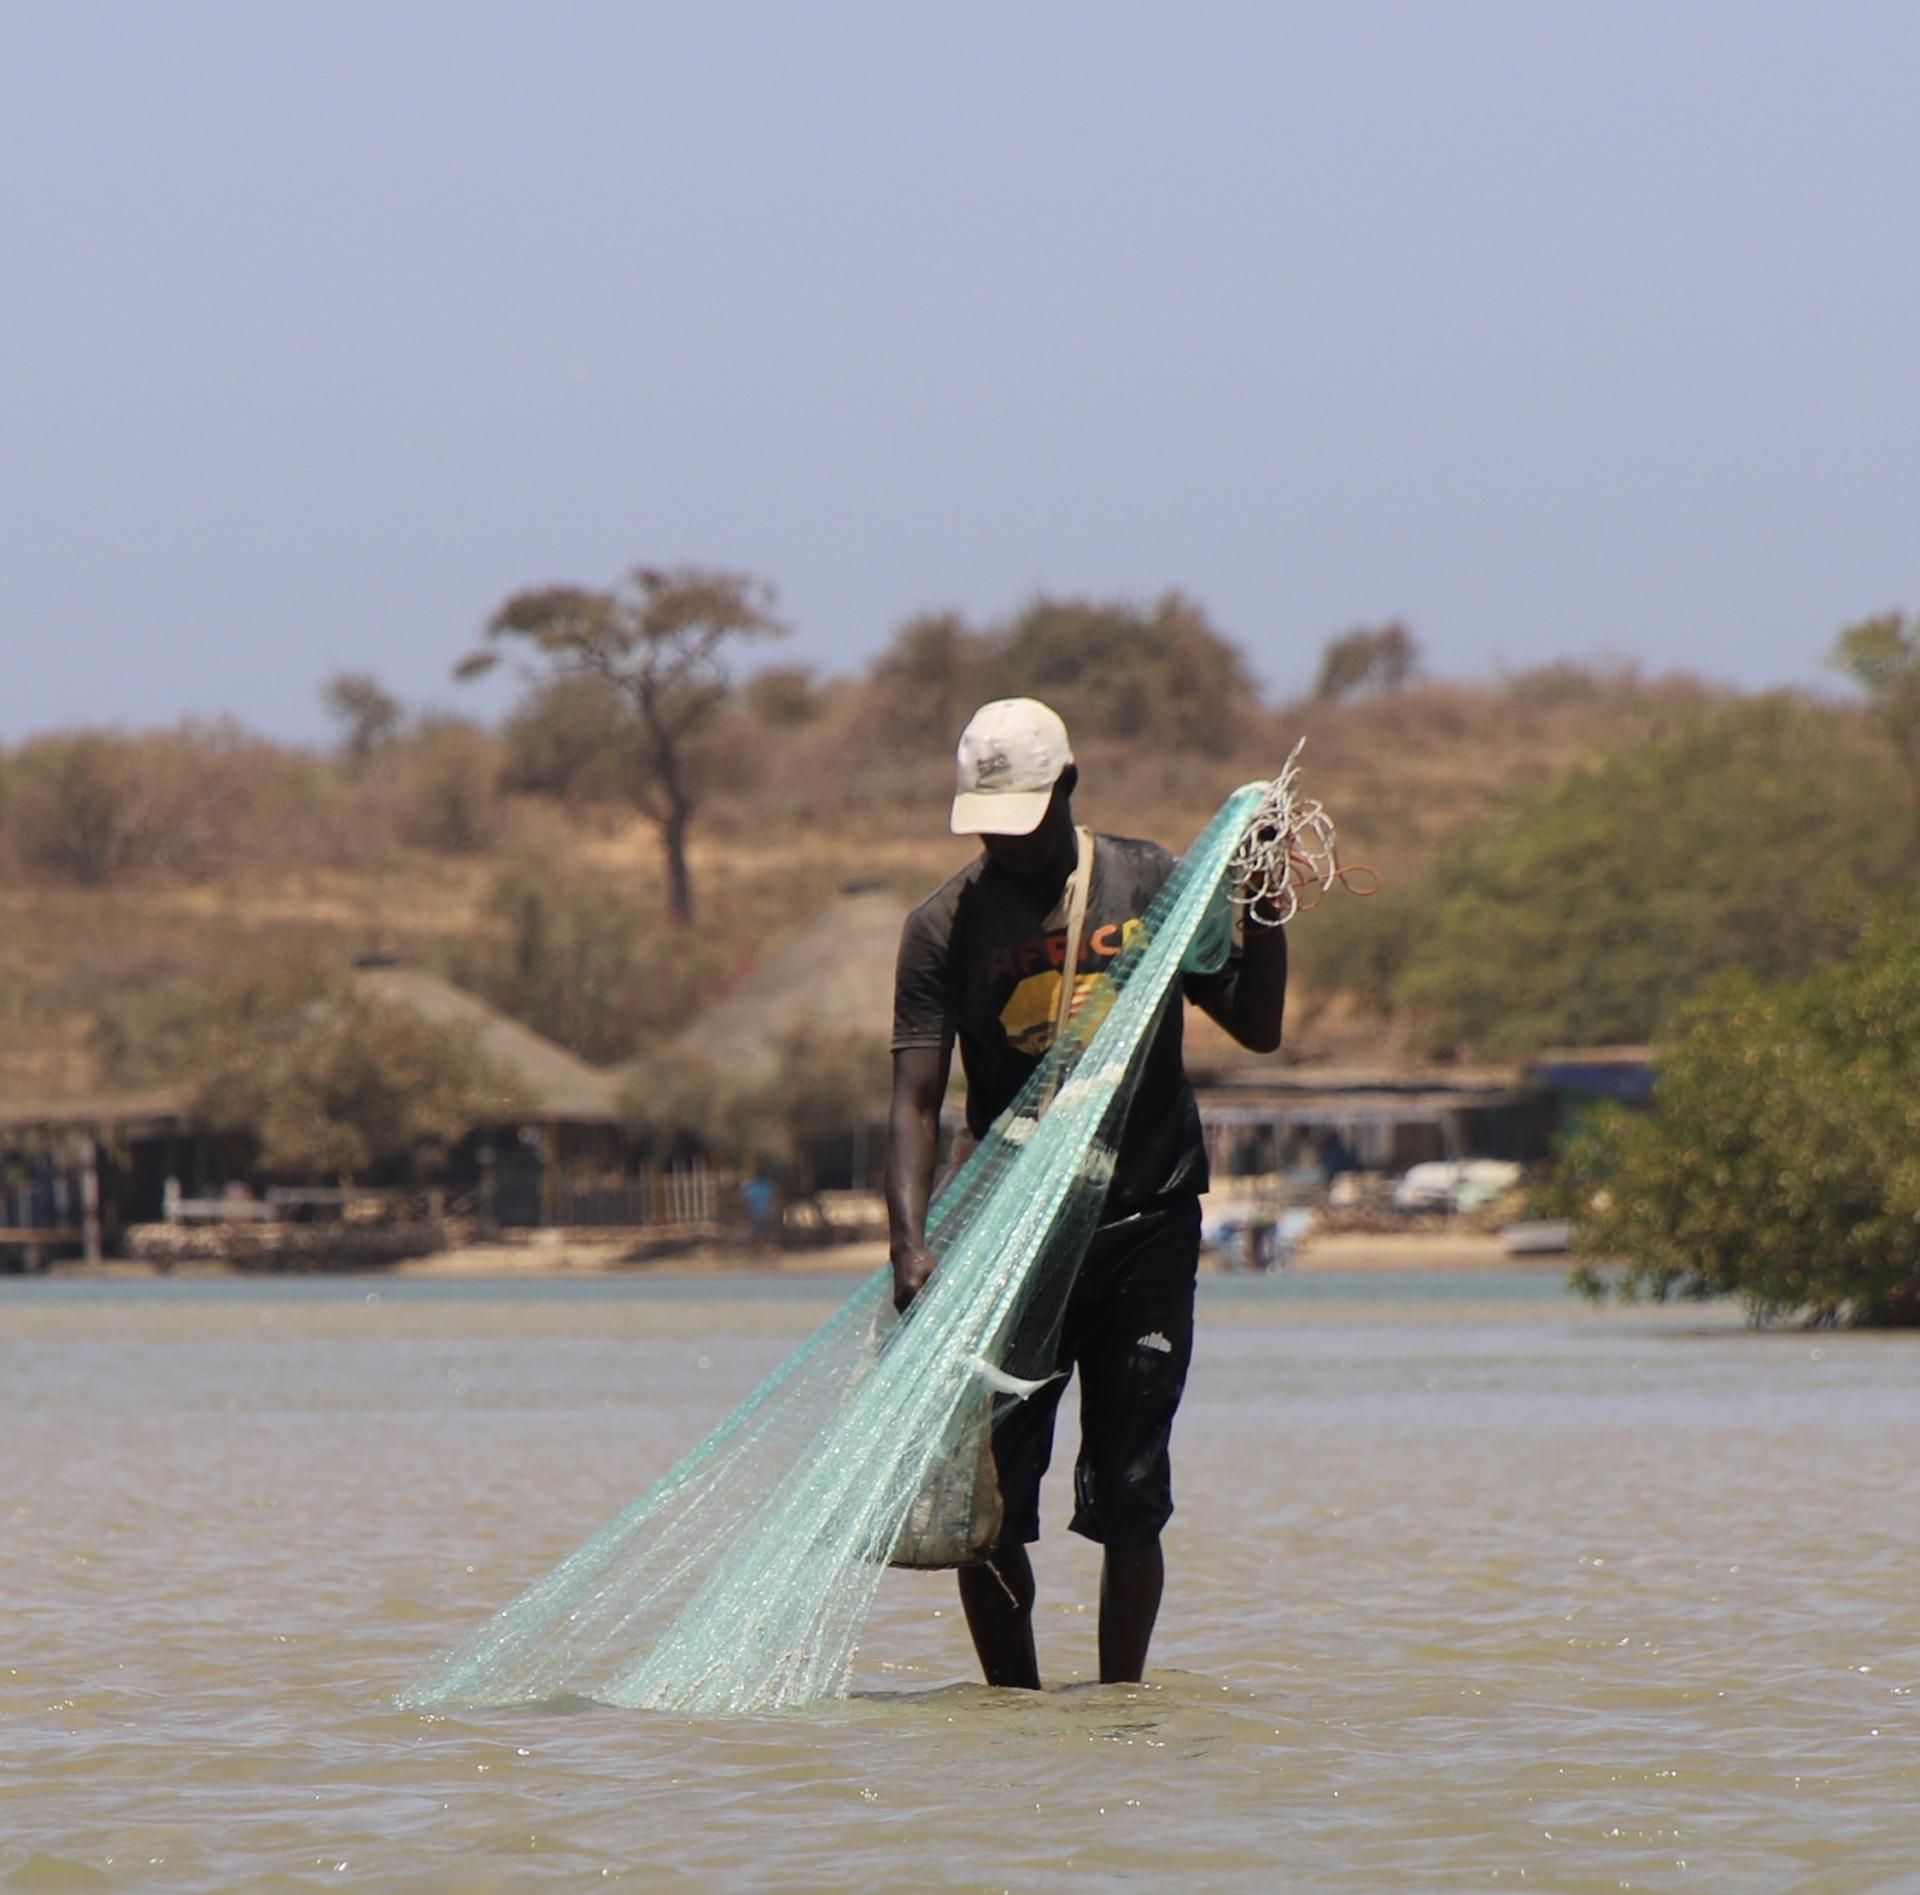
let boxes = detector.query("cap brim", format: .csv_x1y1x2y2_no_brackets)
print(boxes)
950,787,1053,837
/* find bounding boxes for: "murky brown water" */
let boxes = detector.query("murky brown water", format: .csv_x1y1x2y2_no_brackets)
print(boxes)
6,1273,1918,1892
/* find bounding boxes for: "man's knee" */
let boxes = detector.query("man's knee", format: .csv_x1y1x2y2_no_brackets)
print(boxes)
1070,1442,1176,1545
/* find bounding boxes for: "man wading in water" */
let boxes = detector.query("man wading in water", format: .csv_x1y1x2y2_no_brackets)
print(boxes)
887,698,1287,1689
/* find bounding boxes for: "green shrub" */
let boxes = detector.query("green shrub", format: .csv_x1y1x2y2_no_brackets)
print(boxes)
1290,870,1428,1019
743,665,826,728
365,716,505,857
448,856,737,1064
622,1029,888,1171
997,590,1256,757
3,734,139,882
190,960,529,1178
0,724,357,883
1313,623,1419,702
1394,695,1908,1054
1565,904,1920,1326
1829,610,1920,827
865,612,994,747
91,957,527,1178
860,591,1259,759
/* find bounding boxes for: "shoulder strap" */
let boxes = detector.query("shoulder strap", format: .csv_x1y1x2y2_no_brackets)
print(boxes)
1051,826,1095,1050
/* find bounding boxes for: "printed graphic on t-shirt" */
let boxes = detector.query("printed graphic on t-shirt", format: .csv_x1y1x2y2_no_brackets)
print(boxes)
993,916,1144,1054
999,970,1099,1054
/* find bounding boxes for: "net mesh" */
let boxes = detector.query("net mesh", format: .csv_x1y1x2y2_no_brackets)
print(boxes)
399,767,1322,1716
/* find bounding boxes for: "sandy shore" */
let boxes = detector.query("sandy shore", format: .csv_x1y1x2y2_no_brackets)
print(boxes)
1290,1230,1554,1273
391,1228,1552,1278
37,1229,1564,1281
392,1236,893,1277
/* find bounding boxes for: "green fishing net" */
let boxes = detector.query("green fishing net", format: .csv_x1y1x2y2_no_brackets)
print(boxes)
400,761,1329,1715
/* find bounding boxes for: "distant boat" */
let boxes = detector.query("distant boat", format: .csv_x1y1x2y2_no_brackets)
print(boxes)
1499,1218,1571,1257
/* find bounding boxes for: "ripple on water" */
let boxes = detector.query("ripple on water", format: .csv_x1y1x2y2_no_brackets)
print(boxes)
4,1279,1919,1888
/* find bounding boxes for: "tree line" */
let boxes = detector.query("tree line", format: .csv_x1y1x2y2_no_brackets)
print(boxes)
8,556,1919,1323
448,569,1398,925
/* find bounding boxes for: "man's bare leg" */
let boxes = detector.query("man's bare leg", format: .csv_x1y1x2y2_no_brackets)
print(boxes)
958,1543,1041,1689
1098,1537,1164,1683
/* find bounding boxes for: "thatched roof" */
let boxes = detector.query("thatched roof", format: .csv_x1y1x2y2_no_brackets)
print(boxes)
672,886,908,1082
352,964,626,1123
0,1088,191,1135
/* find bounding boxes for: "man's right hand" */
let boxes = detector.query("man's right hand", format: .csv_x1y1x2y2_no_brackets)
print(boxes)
890,1237,940,1313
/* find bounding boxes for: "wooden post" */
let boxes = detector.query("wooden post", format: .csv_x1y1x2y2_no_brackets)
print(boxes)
79,1133,102,1264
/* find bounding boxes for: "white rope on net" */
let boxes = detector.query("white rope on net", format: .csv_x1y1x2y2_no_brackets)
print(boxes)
1225,738,1361,928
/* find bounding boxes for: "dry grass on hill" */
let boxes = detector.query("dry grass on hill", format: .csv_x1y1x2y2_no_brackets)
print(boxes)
696,661,1718,864
0,665,1728,1098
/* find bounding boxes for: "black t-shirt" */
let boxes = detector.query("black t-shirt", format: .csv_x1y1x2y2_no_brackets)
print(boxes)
892,833,1221,1216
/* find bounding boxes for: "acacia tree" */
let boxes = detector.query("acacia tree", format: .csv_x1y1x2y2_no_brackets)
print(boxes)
458,565,784,922
320,671,403,769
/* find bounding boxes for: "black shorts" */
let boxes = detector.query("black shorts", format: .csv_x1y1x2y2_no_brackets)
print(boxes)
990,1197,1201,1549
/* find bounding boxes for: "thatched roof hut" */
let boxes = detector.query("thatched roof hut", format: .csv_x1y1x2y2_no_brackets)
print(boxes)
0,1088,190,1137
351,963,626,1124
670,885,908,1083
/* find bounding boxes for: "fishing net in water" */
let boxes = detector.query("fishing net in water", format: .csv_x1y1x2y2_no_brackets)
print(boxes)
400,753,1347,1716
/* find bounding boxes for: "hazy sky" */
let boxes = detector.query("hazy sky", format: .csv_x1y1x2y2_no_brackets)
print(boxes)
4,2,1915,742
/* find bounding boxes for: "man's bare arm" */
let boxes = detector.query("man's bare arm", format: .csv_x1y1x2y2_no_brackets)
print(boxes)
885,1043,952,1311
1193,914,1288,1054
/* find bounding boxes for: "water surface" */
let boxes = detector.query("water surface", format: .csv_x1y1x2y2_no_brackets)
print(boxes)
6,1272,1916,1890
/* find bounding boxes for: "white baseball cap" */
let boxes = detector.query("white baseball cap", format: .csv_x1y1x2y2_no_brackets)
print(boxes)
950,698,1074,836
